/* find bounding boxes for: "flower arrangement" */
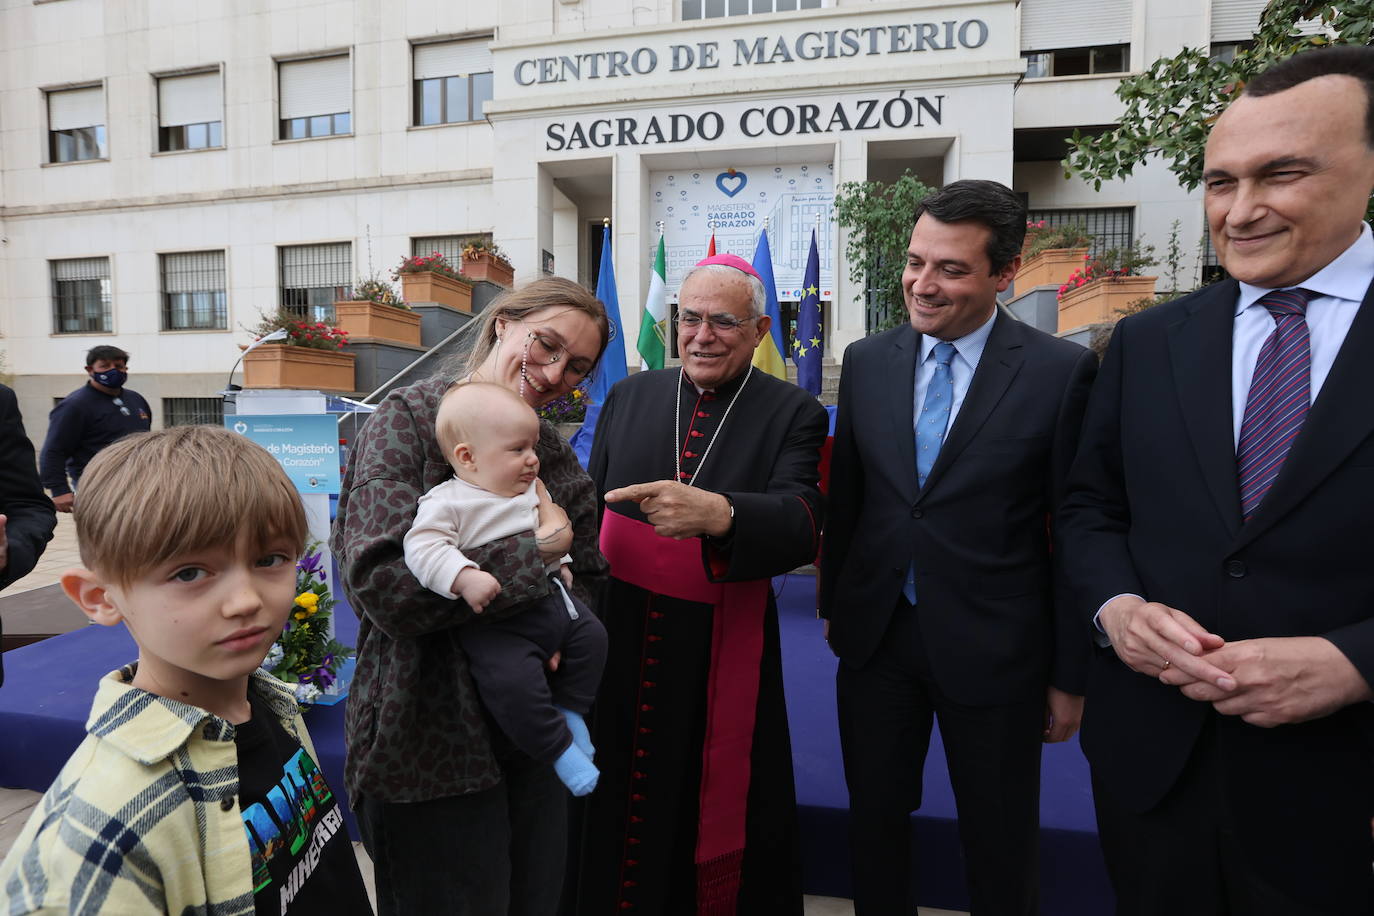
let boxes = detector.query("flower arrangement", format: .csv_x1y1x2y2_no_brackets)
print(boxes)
460,237,509,262
392,251,470,283
264,544,353,705
535,387,588,424
1023,221,1095,259
354,273,408,309
251,309,350,351
1057,245,1159,302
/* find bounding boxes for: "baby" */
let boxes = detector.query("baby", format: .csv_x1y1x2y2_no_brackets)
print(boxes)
404,381,607,795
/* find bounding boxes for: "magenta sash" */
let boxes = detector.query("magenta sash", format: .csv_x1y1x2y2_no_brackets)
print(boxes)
600,509,769,915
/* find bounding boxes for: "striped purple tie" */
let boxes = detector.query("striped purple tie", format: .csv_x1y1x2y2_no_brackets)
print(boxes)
1237,287,1315,521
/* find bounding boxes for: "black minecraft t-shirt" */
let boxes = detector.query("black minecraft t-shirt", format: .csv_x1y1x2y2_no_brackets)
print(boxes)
235,693,371,915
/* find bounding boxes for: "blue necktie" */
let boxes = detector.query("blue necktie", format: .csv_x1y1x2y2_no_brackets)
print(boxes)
903,341,957,603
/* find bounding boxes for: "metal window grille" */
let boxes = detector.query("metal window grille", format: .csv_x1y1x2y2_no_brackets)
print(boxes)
162,397,224,427
161,250,227,330
412,234,492,265
1025,207,1134,255
51,257,112,333
279,243,352,321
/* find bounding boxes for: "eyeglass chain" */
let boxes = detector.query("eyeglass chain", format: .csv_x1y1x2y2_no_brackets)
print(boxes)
674,366,752,487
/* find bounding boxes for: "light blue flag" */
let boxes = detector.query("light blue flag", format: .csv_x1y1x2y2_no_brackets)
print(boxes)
571,224,627,466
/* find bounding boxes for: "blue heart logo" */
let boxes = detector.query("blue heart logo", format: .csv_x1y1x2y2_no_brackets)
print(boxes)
716,171,747,197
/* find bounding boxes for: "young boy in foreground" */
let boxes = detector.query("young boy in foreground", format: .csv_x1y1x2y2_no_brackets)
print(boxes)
0,426,371,915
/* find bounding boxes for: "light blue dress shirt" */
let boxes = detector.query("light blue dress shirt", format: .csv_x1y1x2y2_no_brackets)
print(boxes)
912,307,998,440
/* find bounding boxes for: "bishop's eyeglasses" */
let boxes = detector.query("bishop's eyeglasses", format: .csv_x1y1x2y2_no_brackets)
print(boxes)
675,309,759,334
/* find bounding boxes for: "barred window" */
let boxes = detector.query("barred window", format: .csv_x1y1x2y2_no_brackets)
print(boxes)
161,250,227,330
1025,207,1134,256
280,243,352,321
163,397,224,427
51,257,112,333
682,0,822,19
412,234,491,265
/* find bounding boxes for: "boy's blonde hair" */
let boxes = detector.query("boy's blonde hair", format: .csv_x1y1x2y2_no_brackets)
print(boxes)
74,425,309,586
435,381,537,459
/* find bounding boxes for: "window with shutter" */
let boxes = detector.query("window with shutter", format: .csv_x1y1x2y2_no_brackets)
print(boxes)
279,243,352,322
158,71,224,152
279,56,352,140
412,39,494,126
160,251,227,330
46,86,106,162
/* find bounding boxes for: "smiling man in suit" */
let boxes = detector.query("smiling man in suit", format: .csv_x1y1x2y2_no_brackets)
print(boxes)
821,179,1097,915
1059,46,1374,914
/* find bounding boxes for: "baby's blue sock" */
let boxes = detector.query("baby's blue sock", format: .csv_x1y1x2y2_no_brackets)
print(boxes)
553,744,599,797
557,706,595,758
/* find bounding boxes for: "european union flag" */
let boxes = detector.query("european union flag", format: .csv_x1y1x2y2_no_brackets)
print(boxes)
794,228,823,396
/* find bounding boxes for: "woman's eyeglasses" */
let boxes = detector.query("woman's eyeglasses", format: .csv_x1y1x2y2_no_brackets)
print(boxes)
675,310,759,334
112,397,130,417
524,332,594,382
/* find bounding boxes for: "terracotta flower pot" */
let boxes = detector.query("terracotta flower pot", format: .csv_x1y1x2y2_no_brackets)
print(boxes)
1057,276,1158,332
401,272,474,312
243,345,356,392
461,251,514,288
333,300,422,346
1016,247,1091,291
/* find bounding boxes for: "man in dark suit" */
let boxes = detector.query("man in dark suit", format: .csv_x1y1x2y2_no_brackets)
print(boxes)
821,179,1098,915
1059,47,1374,915
0,382,58,687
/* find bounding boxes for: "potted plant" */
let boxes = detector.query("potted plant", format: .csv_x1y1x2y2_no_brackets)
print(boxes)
459,237,515,287
536,387,588,440
333,275,422,346
1056,245,1159,332
394,252,474,312
263,543,354,704
242,309,357,392
1015,222,1095,291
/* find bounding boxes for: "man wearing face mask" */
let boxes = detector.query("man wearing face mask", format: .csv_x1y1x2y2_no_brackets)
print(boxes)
39,346,151,513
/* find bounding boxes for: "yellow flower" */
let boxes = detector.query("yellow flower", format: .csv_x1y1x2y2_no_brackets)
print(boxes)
571,389,583,400
294,592,319,610
293,610,308,620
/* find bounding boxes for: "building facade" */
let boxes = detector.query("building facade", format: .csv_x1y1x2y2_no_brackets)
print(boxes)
0,0,1272,441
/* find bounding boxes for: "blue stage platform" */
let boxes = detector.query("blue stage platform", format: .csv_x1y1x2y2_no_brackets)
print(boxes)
0,576,1112,912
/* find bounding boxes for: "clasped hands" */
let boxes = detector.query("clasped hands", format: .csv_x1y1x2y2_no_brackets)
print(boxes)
1099,595,1372,727
604,480,732,540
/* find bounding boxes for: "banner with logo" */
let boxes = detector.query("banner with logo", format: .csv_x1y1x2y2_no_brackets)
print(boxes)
648,162,834,301
226,414,340,495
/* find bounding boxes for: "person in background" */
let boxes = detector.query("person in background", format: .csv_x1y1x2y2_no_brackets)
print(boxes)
39,345,151,512
0,382,57,687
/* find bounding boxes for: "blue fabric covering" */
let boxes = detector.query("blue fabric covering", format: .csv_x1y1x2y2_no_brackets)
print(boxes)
0,574,1112,911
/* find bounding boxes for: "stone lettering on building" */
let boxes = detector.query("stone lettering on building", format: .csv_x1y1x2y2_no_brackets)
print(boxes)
515,20,988,86
544,91,943,151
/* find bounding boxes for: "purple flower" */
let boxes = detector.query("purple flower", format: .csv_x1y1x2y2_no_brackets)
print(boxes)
313,666,337,688
297,551,324,578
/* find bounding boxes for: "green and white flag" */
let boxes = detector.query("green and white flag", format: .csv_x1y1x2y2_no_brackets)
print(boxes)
637,232,668,370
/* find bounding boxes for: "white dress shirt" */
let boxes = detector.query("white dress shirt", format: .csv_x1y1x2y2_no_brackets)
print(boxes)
912,306,998,439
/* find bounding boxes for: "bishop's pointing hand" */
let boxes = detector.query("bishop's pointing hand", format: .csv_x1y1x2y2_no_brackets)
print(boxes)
605,480,732,541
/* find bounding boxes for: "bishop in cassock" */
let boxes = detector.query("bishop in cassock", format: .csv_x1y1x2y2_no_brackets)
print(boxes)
579,254,827,915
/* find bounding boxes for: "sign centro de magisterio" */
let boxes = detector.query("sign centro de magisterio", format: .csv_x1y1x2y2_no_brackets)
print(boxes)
546,91,941,152
515,20,989,86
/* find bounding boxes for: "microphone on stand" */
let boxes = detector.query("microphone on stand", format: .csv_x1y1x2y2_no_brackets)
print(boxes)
224,327,289,394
